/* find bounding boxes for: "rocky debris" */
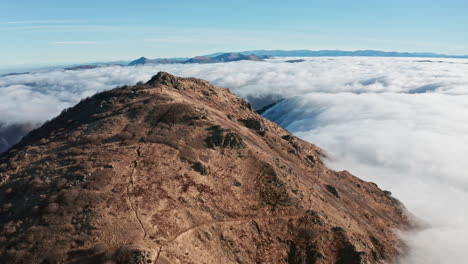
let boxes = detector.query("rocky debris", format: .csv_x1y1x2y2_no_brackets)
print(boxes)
0,72,408,264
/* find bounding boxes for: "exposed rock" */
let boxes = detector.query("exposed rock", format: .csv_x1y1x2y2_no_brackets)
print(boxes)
336,245,365,264
146,71,180,88
306,155,317,167
206,125,246,149
287,241,323,264
0,72,408,264
332,227,346,232
113,246,156,264
192,162,209,175
222,132,246,149
325,184,340,198
241,117,267,136
233,180,242,187
205,125,225,148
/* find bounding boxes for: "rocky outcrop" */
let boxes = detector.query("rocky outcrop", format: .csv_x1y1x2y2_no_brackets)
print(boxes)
0,72,408,263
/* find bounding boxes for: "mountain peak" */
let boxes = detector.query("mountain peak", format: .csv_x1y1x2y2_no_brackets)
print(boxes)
128,57,156,66
0,73,408,263
146,71,180,87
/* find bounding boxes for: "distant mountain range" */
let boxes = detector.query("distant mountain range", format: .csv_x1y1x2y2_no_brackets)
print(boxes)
153,58,188,64
128,53,267,65
64,65,103,70
205,49,468,59
2,50,467,77
128,50,468,66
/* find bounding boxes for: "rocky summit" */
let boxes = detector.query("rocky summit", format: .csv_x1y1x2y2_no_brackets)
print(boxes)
0,72,408,263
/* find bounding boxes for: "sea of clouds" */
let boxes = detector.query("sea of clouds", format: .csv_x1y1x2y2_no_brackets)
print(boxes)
1,57,468,263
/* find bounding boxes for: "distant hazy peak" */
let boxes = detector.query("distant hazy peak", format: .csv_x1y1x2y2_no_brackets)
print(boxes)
128,57,156,66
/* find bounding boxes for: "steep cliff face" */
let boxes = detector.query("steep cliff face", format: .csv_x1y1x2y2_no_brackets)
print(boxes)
0,72,408,264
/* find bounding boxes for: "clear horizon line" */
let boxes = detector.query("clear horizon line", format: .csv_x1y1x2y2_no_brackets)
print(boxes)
2,48,468,70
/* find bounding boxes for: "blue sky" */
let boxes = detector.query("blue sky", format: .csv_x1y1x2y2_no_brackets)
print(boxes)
1,0,467,66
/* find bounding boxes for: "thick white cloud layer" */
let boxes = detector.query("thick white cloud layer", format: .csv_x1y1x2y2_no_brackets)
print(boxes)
262,93,468,263
1,57,468,263
2,57,468,125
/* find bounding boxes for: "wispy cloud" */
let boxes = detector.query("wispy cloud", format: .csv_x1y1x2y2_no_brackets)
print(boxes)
51,41,98,45
0,19,84,25
144,37,228,45
0,24,124,32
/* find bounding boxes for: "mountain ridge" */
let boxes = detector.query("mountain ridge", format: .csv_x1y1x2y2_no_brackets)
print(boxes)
128,53,266,65
183,53,265,64
128,57,157,66
0,72,409,263
205,49,468,59
3,49,466,77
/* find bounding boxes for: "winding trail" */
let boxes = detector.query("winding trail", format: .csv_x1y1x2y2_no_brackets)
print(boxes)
125,146,148,242
154,188,318,263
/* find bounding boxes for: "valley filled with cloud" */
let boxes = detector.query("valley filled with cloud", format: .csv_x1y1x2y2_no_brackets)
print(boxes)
1,57,468,263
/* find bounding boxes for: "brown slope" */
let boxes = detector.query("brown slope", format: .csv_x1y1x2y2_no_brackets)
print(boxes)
0,72,408,264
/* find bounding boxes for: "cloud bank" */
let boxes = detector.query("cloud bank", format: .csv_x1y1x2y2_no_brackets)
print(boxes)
262,93,468,263
1,57,468,263
3,57,468,124
51,41,98,45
